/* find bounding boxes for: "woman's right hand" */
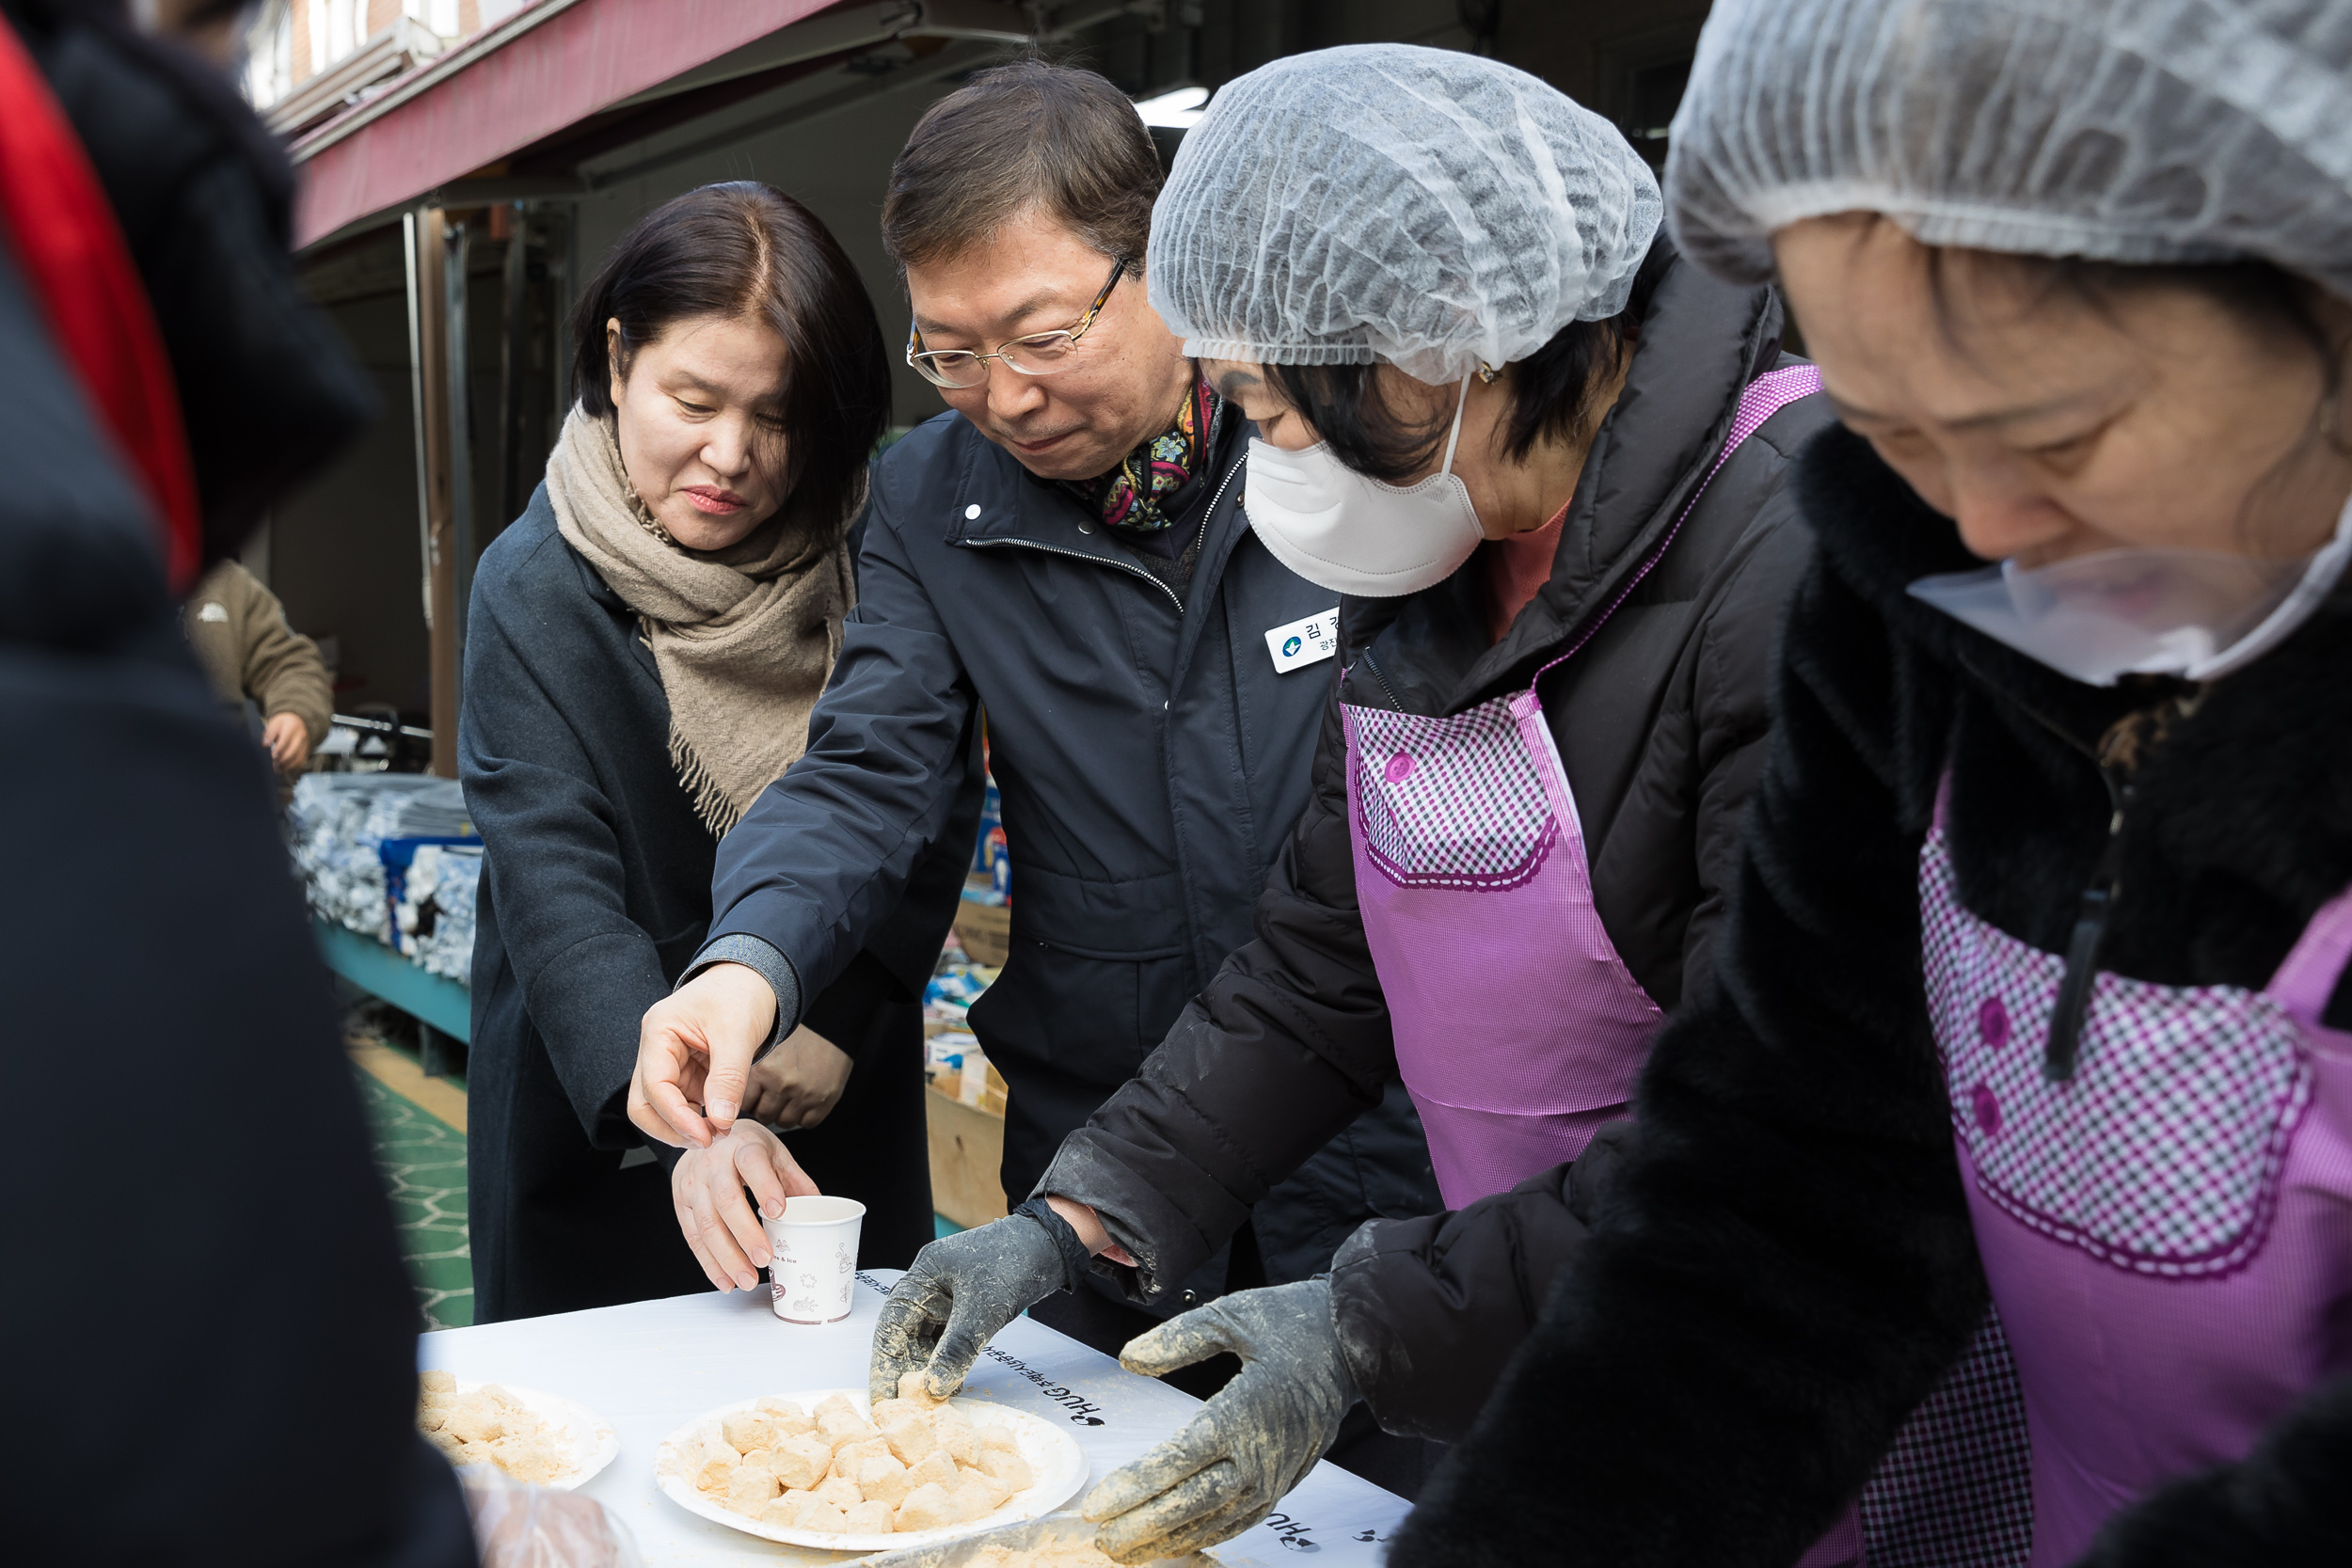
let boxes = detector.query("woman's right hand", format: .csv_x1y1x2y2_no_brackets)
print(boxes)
670,1120,819,1291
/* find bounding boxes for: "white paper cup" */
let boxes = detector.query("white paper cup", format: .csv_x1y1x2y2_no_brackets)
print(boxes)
764,1196,866,1323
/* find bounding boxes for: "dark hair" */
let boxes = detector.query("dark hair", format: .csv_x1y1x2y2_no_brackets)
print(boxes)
1267,248,1669,483
571,182,890,531
882,58,1160,273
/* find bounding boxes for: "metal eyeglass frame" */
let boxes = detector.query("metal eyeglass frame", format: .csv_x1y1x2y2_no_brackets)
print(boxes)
905,257,1127,388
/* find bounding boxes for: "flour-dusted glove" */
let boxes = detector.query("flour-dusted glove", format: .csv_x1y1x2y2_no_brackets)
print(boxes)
868,1200,1086,1404
1081,1278,1359,1563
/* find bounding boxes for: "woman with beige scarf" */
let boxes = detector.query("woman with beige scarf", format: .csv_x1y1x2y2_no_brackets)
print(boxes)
459,183,976,1321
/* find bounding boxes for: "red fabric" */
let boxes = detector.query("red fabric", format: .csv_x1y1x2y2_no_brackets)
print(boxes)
1483,500,1569,644
0,20,201,592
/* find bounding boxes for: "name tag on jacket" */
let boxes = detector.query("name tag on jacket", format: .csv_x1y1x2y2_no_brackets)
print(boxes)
1264,609,1340,673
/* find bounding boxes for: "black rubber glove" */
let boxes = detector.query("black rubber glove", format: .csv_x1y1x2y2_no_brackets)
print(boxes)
868,1203,1081,1404
1080,1279,1359,1563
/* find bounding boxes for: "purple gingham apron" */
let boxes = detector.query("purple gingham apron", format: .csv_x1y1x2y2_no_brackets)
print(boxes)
1917,797,2352,1565
1343,365,1821,1210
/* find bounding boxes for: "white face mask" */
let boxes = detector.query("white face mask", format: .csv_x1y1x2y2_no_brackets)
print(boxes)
1244,373,1485,597
1906,495,2352,686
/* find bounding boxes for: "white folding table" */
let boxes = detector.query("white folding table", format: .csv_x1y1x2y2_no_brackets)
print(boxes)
422,1270,1412,1565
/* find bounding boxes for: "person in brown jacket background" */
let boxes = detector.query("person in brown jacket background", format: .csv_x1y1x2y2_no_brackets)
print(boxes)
182,558,331,773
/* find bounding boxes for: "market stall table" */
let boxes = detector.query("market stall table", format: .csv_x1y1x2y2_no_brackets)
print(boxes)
421,1270,1412,1565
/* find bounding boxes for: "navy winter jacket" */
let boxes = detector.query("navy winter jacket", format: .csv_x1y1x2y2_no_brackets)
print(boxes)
703,407,1438,1300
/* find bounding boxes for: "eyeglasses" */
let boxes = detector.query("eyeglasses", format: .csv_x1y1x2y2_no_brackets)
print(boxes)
906,258,1127,389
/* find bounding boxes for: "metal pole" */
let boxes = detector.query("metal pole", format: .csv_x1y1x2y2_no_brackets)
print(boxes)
443,219,475,664
403,211,434,631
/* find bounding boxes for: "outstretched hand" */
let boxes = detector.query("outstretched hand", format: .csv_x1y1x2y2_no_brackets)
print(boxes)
1082,1279,1358,1563
630,961,776,1147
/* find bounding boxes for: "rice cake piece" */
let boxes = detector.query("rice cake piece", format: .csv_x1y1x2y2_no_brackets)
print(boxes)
769,1433,834,1491
949,1471,1009,1520
493,1434,567,1486
907,1449,961,1490
843,1498,897,1534
726,1464,782,1515
792,1497,850,1533
443,1397,505,1446
851,1450,912,1506
932,1416,978,1466
976,1422,1020,1455
869,1397,929,1427
817,1406,878,1449
976,1447,1034,1491
419,1370,456,1396
722,1412,779,1454
894,1481,958,1532
755,1398,817,1437
815,1473,865,1510
897,1368,951,1406
758,1494,807,1529
880,1415,939,1465
452,1440,500,1469
830,1435,893,1479
481,1385,524,1412
695,1453,736,1494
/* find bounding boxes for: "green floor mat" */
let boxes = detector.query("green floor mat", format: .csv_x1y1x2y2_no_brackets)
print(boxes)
355,1070,474,1330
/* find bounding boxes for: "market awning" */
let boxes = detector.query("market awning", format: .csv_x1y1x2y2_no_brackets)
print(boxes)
289,0,1037,248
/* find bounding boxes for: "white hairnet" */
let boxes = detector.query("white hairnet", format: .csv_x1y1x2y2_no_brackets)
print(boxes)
1667,0,2352,297
1148,44,1663,386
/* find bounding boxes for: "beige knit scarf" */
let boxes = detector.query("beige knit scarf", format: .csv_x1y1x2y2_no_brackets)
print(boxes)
546,405,852,836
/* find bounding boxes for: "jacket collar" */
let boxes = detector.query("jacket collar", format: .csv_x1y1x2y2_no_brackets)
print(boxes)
946,406,1249,570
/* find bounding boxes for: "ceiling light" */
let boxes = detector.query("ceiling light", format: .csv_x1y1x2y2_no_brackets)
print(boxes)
1135,85,1209,129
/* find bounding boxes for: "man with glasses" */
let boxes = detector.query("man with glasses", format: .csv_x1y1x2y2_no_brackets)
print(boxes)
629,58,1438,1485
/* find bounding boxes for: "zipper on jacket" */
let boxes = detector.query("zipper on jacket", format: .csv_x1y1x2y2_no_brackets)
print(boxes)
2044,766,2127,1082
1961,656,2201,1082
959,459,1245,618
1352,646,1406,712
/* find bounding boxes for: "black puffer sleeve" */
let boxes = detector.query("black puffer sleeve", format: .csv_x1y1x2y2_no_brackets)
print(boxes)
1391,546,1987,1568
1327,1121,1634,1440
1039,674,1396,1302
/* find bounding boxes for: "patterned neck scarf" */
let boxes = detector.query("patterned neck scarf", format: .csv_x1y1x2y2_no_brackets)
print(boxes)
1067,377,1224,535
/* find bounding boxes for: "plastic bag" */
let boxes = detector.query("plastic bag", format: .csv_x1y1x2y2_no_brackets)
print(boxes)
460,1468,644,1568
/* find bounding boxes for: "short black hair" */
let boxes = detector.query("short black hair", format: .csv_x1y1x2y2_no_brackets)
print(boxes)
1266,245,1670,483
882,58,1160,273
572,182,890,531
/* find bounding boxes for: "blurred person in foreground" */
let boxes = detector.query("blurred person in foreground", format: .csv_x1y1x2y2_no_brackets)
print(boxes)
1386,1,2352,1564
0,0,627,1562
629,58,1440,1486
460,182,972,1319
183,557,331,776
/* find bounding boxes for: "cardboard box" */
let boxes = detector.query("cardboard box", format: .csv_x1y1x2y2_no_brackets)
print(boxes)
926,1082,1008,1230
952,900,1011,968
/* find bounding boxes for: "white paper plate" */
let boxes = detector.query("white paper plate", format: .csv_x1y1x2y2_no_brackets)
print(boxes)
654,1386,1088,1552
435,1380,620,1492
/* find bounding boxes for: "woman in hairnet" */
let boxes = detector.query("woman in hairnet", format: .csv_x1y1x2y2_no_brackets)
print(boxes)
866,42,1832,1559
1369,1,2352,1565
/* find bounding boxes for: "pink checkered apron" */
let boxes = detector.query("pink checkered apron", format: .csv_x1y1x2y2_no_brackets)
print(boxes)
1916,803,2352,1565
1344,365,1821,1210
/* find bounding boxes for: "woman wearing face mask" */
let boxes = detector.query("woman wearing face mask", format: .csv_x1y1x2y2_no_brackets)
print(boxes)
866,45,1831,1557
460,183,970,1321
1375,3,2352,1566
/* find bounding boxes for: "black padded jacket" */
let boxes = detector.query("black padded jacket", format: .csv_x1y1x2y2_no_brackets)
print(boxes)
1390,427,2352,1568
1041,237,1832,1438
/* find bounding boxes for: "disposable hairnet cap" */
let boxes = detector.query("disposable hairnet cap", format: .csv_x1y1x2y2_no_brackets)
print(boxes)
1666,0,2352,298
1149,43,1663,387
